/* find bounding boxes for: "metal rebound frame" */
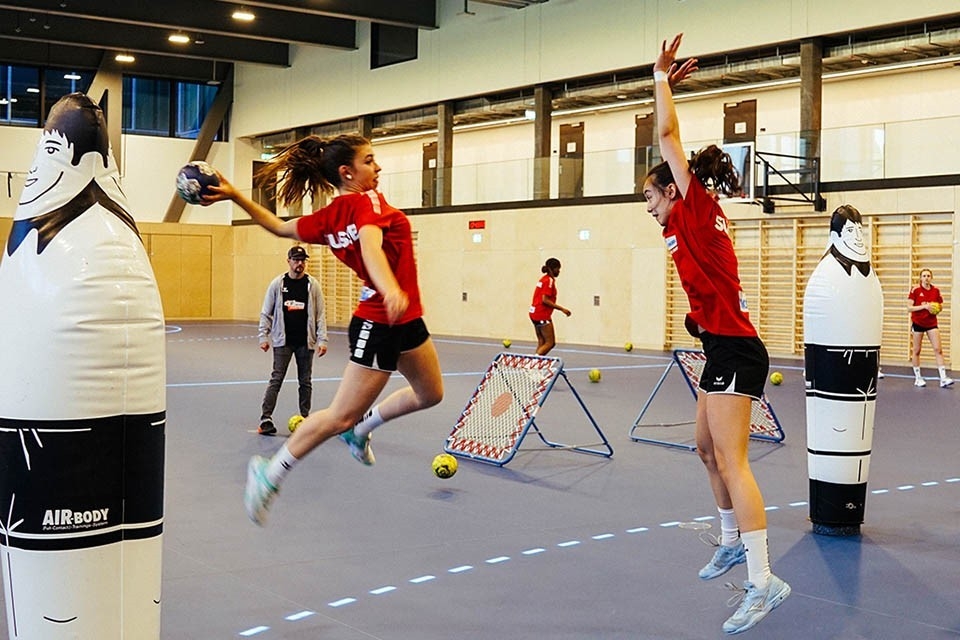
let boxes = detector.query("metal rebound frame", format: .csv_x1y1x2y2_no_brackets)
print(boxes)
445,353,613,466
629,349,785,451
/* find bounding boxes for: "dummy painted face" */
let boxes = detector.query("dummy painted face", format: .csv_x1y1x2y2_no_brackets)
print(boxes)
16,129,100,220
834,218,867,262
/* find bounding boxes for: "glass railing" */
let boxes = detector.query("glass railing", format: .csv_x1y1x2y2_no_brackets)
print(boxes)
370,114,960,212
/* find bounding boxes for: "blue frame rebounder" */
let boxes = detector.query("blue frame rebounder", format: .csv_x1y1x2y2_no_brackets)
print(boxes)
629,349,785,451
445,353,613,467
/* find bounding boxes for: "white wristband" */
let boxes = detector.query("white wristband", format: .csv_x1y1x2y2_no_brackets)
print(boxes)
653,70,668,83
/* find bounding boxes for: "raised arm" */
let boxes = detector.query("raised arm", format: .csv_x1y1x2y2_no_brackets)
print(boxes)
654,33,697,198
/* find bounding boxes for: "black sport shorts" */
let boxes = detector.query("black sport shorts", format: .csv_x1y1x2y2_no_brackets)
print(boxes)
348,316,430,372
698,333,769,400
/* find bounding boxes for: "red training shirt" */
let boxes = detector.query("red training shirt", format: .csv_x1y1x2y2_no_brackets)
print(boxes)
528,274,558,321
297,190,422,325
663,176,756,338
908,284,942,330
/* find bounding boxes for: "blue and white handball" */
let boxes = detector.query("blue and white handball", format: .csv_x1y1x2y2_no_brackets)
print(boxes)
176,161,220,204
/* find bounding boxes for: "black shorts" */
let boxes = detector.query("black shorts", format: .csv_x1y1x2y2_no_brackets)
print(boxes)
912,323,937,333
698,333,769,400
348,316,430,372
530,318,552,327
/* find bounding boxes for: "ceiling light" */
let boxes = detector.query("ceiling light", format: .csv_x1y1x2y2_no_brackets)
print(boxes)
26,87,39,93
168,32,191,44
232,7,255,21
115,53,135,63
63,73,82,80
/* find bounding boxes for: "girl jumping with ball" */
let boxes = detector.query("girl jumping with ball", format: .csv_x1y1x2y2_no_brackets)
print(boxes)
203,135,444,526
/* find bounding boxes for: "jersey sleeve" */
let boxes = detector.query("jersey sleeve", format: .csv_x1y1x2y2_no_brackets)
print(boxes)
296,212,327,245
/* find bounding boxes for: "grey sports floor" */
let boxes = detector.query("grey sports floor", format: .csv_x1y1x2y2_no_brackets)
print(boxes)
4,322,958,639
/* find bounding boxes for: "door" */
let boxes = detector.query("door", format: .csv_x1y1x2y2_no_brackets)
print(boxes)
559,122,584,198
422,141,437,207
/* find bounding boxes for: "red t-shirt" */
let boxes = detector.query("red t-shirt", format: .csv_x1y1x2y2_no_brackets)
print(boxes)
663,176,756,338
528,274,557,321
908,284,942,329
296,190,422,325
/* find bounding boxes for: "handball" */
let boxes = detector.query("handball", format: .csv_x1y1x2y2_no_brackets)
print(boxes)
176,161,220,204
770,371,783,385
929,302,942,315
624,342,634,352
432,453,458,479
502,339,512,348
288,414,304,433
588,368,602,383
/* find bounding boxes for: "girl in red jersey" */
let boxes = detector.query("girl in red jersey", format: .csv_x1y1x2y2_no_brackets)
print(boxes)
642,34,789,635
203,135,443,526
908,268,953,387
528,257,571,355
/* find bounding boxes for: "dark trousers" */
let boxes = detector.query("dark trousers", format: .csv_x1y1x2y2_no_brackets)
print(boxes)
260,344,313,422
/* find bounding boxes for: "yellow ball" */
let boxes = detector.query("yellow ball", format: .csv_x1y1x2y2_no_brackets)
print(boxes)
929,302,942,315
588,368,602,383
502,339,512,348
624,342,634,352
769,371,783,386
288,414,304,433
432,453,458,479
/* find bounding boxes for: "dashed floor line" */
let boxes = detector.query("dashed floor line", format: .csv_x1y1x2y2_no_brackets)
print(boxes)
237,474,958,636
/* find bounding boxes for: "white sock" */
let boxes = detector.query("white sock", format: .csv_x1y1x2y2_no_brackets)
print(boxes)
939,366,948,380
354,405,385,439
265,443,298,488
717,507,740,547
913,367,923,380
741,529,771,589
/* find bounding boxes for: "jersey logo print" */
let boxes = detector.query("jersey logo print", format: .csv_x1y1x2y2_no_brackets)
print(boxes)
665,235,678,254
326,223,359,249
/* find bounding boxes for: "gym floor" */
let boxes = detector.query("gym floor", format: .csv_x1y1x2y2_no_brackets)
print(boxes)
4,322,958,639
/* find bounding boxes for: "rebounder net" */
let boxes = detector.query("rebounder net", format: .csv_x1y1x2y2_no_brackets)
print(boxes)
629,349,785,451
445,353,612,466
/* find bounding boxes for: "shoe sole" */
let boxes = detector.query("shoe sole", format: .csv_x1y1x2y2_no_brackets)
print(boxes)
724,582,792,635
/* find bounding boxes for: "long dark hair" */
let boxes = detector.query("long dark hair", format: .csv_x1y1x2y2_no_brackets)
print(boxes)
254,134,369,207
645,144,741,198
542,257,561,274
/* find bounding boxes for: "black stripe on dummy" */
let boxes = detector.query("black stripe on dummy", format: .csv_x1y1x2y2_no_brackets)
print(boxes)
809,478,866,526
804,344,879,400
0,412,164,551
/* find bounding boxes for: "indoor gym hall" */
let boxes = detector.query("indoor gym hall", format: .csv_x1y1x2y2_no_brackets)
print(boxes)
2,321,951,640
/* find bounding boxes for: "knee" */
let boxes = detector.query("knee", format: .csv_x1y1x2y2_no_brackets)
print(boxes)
419,384,444,409
696,445,718,471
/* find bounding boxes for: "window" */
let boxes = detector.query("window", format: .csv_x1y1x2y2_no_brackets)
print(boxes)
44,69,93,117
123,77,171,136
371,24,418,69
176,82,219,139
0,65,40,126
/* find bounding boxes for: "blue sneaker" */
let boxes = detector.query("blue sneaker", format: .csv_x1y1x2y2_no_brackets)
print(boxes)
699,540,746,580
722,575,791,635
339,428,375,466
244,455,278,526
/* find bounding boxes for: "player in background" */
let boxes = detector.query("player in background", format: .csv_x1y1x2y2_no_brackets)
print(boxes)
529,257,571,356
908,268,953,387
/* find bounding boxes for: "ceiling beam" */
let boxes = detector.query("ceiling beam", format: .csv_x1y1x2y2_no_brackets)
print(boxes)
0,0,356,49
0,9,289,66
210,0,438,29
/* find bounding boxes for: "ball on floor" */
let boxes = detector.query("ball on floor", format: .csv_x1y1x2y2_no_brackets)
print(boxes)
588,368,602,383
502,338,512,348
624,342,634,352
769,371,783,385
432,453,458,479
288,414,304,433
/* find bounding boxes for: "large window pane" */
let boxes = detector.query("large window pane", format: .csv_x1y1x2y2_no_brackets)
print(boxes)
176,82,219,139
0,65,40,126
44,69,93,117
123,77,171,136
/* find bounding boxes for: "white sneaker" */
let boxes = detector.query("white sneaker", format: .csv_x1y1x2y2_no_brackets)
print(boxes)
876,369,885,379
940,378,954,388
914,378,927,387
244,455,278,526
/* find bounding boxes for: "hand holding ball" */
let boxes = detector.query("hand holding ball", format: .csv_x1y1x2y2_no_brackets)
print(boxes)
769,371,783,385
929,302,942,315
432,453,458,479
176,161,220,204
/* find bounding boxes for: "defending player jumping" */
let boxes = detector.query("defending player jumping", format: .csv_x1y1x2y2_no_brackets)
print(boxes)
642,33,790,634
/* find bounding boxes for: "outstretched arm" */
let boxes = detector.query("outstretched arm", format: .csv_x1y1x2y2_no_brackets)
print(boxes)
203,174,300,240
654,33,697,199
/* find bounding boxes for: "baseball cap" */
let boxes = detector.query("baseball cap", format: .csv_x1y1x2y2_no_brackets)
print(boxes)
288,246,309,260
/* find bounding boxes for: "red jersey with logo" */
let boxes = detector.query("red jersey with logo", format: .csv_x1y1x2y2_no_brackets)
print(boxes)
529,274,558,321
297,190,422,324
663,176,756,338
908,284,942,330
